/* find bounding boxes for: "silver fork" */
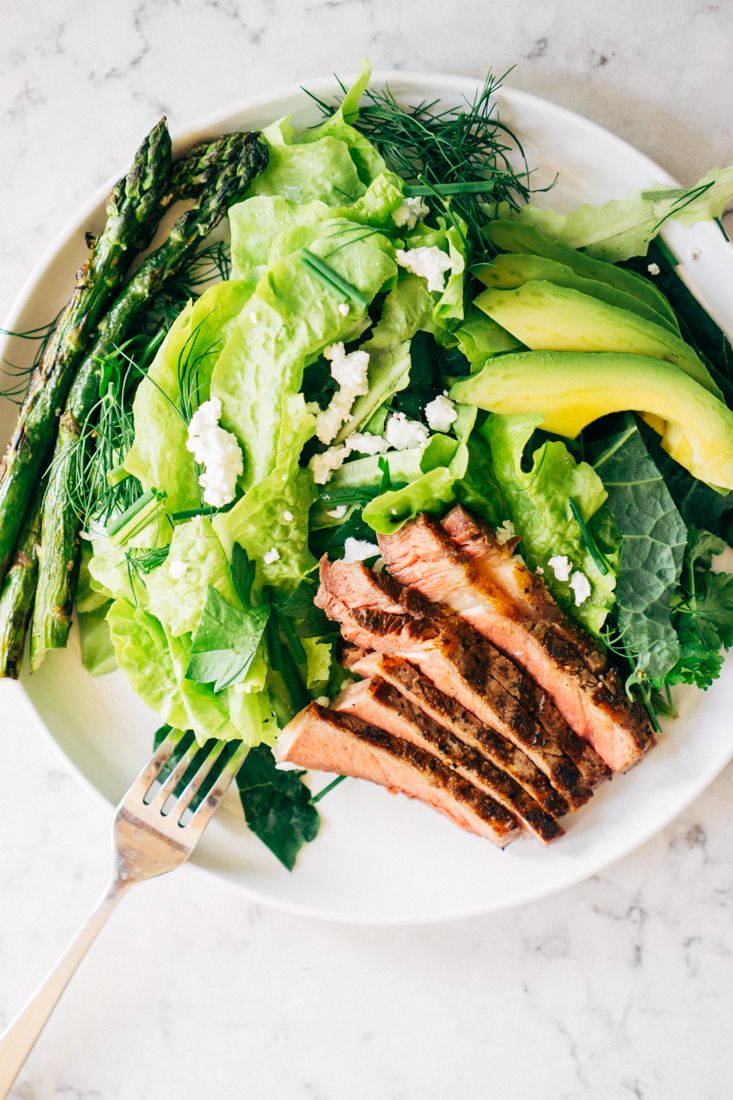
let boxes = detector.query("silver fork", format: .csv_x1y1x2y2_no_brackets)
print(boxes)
0,729,247,1096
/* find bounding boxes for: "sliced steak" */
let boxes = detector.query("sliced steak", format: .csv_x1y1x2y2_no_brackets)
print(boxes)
351,652,569,818
316,558,593,808
381,513,652,773
276,703,520,846
335,677,563,844
442,506,607,674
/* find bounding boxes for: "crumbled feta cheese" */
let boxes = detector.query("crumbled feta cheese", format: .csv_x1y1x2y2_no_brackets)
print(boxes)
263,547,280,565
316,695,331,707
275,759,301,771
495,519,516,546
309,445,350,485
647,262,661,276
385,412,429,451
169,559,189,580
395,246,453,293
338,302,350,316
424,394,458,433
315,343,371,444
186,397,243,508
343,431,389,455
249,311,260,323
327,504,348,519
569,570,592,606
343,537,380,563
282,509,294,522
393,196,430,230
548,554,572,582
687,246,701,262
535,566,545,576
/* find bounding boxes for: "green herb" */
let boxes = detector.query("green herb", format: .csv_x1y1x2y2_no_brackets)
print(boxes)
300,249,369,309
591,416,687,680
661,528,733,690
236,744,320,871
313,71,538,258
186,586,269,693
106,487,161,538
310,774,346,804
274,577,334,638
569,496,610,576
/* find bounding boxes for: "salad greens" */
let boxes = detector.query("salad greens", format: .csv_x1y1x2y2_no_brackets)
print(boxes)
3,60,733,869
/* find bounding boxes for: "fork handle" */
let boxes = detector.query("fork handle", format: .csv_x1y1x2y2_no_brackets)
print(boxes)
0,882,128,1097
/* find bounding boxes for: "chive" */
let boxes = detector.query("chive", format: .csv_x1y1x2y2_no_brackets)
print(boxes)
404,181,496,197
170,501,235,521
310,774,347,804
106,487,158,537
568,496,610,576
300,249,369,310
106,464,130,487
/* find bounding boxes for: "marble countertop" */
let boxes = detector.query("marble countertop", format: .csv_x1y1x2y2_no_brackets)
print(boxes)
1,1,732,1096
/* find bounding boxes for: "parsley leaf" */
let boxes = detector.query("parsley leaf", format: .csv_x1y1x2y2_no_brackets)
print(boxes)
186,586,269,693
236,744,320,870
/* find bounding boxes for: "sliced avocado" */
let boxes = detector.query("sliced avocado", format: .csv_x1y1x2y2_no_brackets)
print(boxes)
485,219,679,332
475,281,722,399
454,305,522,365
476,253,675,330
451,350,733,490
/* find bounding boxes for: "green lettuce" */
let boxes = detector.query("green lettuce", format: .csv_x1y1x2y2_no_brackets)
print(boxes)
125,281,251,514
302,59,386,185
501,167,733,261
248,116,366,206
210,221,396,492
106,600,188,728
454,307,522,366
146,516,236,638
484,414,618,633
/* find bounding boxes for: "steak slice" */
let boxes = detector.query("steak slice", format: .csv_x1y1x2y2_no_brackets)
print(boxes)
335,677,563,844
276,703,520,846
442,506,607,674
381,513,652,774
350,652,569,818
316,558,593,809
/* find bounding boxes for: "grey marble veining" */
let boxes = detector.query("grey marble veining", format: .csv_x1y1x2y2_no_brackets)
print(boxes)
1,1,733,1097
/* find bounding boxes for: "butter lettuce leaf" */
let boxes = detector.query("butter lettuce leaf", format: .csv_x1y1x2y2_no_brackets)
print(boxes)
249,117,366,206
502,167,733,261
484,413,618,633
146,516,236,638
106,600,188,728
125,281,251,514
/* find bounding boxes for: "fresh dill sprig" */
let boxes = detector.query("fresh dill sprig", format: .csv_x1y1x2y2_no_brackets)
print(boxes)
0,315,61,404
309,70,538,259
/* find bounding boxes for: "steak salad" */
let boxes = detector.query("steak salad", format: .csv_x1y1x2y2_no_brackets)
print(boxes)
2,63,733,866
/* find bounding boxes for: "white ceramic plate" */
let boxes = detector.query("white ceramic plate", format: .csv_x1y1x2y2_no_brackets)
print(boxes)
3,73,733,925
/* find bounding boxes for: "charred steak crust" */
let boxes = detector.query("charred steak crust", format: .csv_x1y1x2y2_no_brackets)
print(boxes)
359,655,570,818
323,705,520,840
363,679,564,843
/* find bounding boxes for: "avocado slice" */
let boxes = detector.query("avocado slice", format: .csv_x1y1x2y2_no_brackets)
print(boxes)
476,253,675,331
451,350,733,490
475,281,722,399
485,219,679,332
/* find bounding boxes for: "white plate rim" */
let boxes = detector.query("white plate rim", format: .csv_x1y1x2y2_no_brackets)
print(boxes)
3,70,732,925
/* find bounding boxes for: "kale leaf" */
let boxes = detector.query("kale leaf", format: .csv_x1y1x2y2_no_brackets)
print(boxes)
236,744,320,870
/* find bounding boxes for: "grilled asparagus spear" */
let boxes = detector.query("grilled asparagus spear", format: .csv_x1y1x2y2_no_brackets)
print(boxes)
0,488,43,678
0,119,173,581
28,131,268,668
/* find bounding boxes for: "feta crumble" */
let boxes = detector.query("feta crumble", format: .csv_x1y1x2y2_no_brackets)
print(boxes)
495,519,516,546
385,411,429,451
647,262,661,276
393,196,430,230
263,547,280,565
185,397,243,508
309,445,350,485
169,559,189,580
395,246,453,293
535,566,545,576
424,394,457,433
337,302,350,316
326,504,348,519
343,431,389,455
282,509,294,522
315,342,371,445
343,537,380,563
548,554,572,582
569,570,592,606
